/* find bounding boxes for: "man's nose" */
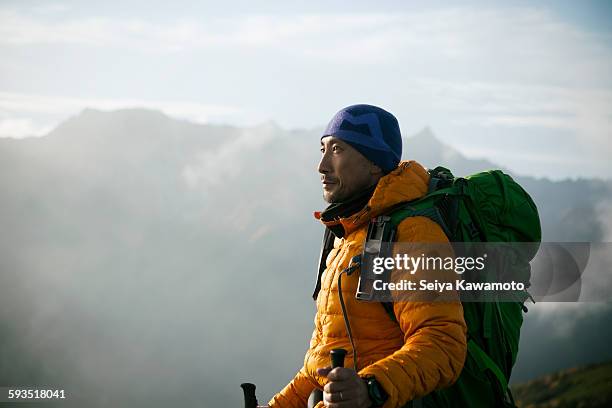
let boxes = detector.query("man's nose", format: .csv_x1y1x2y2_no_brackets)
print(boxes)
318,151,331,175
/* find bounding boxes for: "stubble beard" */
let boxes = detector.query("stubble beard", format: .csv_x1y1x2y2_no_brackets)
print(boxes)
323,187,350,204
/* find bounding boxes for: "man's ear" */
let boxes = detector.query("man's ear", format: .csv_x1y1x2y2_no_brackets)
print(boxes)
369,162,383,176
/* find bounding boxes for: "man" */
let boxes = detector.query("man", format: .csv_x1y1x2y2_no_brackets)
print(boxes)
268,104,467,408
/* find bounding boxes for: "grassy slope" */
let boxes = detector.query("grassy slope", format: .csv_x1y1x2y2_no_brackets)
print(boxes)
511,361,612,408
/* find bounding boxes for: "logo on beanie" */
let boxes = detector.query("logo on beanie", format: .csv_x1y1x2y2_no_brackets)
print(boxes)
325,112,392,153
338,113,383,142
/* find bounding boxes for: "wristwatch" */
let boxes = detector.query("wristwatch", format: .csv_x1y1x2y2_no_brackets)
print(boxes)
364,377,388,407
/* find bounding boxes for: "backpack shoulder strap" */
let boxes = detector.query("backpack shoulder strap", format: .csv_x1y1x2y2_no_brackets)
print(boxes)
388,201,453,238
386,166,460,236
377,201,454,323
371,169,459,322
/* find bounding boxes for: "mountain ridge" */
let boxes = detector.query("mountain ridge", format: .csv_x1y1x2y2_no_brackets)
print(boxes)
15,107,608,184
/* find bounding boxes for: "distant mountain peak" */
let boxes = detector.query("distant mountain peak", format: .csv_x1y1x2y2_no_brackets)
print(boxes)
402,126,501,176
76,107,172,121
406,126,442,146
416,125,435,137
40,108,187,146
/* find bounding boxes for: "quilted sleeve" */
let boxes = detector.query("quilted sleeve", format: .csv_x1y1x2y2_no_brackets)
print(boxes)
358,216,467,407
268,366,316,408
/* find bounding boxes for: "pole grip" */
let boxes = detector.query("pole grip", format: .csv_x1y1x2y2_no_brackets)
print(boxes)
240,383,258,408
307,349,347,408
330,348,347,369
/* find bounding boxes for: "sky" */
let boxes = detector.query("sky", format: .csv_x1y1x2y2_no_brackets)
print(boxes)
1,0,611,180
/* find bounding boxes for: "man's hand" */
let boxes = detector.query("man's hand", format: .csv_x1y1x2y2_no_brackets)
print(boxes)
317,366,372,408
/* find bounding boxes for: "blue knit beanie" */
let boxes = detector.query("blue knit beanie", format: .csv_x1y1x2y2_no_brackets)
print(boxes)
322,104,402,173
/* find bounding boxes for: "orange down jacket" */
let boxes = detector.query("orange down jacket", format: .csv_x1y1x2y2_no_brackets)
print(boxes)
269,161,467,408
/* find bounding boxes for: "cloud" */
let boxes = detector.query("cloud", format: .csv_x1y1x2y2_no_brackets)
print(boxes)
433,81,612,158
1,6,611,71
597,200,612,241
0,10,406,61
528,302,609,338
0,91,243,137
181,122,278,190
0,118,51,138
31,3,70,15
249,224,273,242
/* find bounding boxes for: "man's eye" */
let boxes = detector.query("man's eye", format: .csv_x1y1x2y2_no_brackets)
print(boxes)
332,145,342,152
320,147,325,153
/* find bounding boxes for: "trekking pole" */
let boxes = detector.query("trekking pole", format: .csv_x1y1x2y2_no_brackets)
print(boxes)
307,348,347,408
330,348,347,369
240,383,258,408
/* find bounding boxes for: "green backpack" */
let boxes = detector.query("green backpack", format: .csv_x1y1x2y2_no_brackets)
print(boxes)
377,166,541,407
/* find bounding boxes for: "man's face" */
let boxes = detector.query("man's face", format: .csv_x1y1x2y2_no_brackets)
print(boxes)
318,136,381,203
